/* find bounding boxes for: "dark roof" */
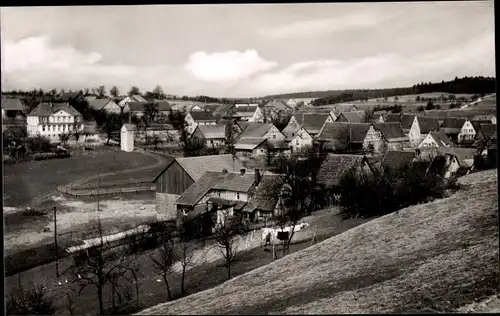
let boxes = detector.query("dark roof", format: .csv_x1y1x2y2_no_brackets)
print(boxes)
88,98,114,111
332,104,358,115
434,147,475,167
471,120,493,133
234,138,267,150
189,111,216,122
262,100,290,110
316,122,371,143
294,113,331,134
236,121,252,132
202,104,221,113
282,119,301,140
176,171,255,206
212,103,235,119
337,111,365,123
243,175,286,213
238,123,274,139
478,123,496,139
207,197,247,210
372,122,407,141
385,114,416,130
427,155,447,177
28,102,82,116
1,98,26,111
128,101,171,112
317,154,368,187
176,154,245,181
381,150,415,169
417,116,441,134
197,124,227,139
441,117,467,129
234,105,258,117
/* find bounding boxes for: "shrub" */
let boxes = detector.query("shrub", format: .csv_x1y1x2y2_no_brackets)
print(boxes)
417,106,425,112
6,283,56,315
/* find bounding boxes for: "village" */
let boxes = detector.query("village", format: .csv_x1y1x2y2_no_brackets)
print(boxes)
2,2,498,315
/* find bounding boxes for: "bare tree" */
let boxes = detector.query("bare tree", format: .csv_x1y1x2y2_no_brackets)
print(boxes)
110,86,120,98
168,107,206,157
6,283,56,315
152,133,163,151
213,210,247,280
59,133,71,145
96,86,106,98
149,226,175,301
176,220,197,296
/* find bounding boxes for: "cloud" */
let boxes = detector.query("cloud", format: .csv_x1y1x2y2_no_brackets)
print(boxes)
1,35,173,93
246,31,495,96
261,11,384,39
184,49,278,82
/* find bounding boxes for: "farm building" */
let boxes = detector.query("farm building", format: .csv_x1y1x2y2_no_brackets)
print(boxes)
457,120,491,145
367,113,385,124
361,125,386,154
372,122,409,150
418,130,452,148
282,113,334,140
379,150,416,170
87,98,121,114
330,104,359,119
190,124,228,148
289,127,314,153
120,124,136,152
386,114,441,148
27,102,84,143
175,170,257,232
417,147,475,174
237,122,285,142
233,105,264,122
242,173,285,222
128,101,172,118
185,111,218,134
336,111,366,123
234,138,269,159
315,122,371,153
2,98,27,118
212,103,236,120
153,154,246,222
440,117,467,141
475,123,497,142
118,94,147,109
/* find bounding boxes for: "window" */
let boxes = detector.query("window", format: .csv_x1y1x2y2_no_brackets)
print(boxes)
273,134,276,139
42,125,46,132
236,192,240,200
217,191,220,197
296,139,299,145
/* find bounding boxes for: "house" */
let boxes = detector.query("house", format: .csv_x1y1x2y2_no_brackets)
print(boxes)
289,127,314,153
175,170,257,231
120,124,136,152
380,150,416,170
237,122,285,142
184,111,217,134
27,102,84,142
128,101,172,118
191,103,220,113
118,94,147,111
367,113,386,124
335,111,366,123
315,122,371,153
190,124,227,148
362,124,387,154
242,174,286,222
472,114,496,124
233,105,264,122
417,146,475,176
212,103,236,120
87,98,121,114
372,122,410,150
84,94,98,102
386,114,440,147
330,104,359,118
418,130,452,148
317,154,372,191
2,98,27,118
458,120,491,144
233,138,268,159
261,100,293,120
153,154,246,221
385,114,416,133
440,117,467,142
475,123,497,142
281,113,333,141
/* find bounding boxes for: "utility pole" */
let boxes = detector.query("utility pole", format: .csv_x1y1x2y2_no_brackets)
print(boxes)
54,206,59,278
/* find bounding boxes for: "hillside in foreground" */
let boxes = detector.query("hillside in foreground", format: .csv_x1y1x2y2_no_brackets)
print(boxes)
138,169,498,315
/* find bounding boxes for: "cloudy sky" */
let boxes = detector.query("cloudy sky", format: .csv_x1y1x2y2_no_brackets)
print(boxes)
1,2,495,98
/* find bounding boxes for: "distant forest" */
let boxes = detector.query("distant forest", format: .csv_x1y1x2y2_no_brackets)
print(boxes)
259,76,496,106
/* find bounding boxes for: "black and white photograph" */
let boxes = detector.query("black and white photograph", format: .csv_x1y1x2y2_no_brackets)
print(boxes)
1,1,498,315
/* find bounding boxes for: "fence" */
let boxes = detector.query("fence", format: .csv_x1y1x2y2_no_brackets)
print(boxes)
69,179,154,190
58,185,156,197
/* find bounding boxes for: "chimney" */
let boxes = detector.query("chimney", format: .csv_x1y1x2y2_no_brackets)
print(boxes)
240,168,246,176
254,168,261,186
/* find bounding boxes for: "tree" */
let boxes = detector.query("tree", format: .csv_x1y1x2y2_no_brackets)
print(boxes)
175,221,197,296
6,283,56,315
59,133,71,145
128,86,140,97
213,212,247,280
84,88,90,95
152,134,163,151
152,85,165,100
168,108,202,157
149,226,175,301
394,96,399,101
417,106,425,112
96,86,106,98
110,86,120,98
426,100,435,110
144,102,160,123
101,113,121,145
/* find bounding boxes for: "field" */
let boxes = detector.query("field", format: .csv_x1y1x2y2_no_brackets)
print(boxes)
3,149,167,208
139,169,498,315
5,206,371,315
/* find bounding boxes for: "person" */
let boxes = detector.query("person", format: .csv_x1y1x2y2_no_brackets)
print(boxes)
265,231,271,247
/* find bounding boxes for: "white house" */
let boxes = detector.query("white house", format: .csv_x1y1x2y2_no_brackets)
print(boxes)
88,98,122,114
118,95,147,112
457,120,491,144
418,130,452,148
233,105,265,122
121,124,136,152
27,102,84,143
184,111,217,134
289,127,314,153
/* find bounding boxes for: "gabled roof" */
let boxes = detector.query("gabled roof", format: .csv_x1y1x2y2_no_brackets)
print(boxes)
385,114,416,130
381,150,415,169
174,154,245,181
470,120,493,133
88,98,114,111
332,104,358,114
316,122,371,143
477,123,496,139
122,124,136,131
1,98,26,111
131,95,147,102
434,147,475,167
337,111,365,123
234,138,267,150
176,171,255,206
28,102,82,116
197,124,227,139
262,99,291,110
441,117,467,129
372,122,407,141
212,103,235,119
427,130,452,147
238,123,275,139
294,113,331,134
201,104,221,113
282,119,302,140
234,105,258,117
317,154,368,187
128,101,172,112
189,111,217,122
417,116,441,134
243,174,286,213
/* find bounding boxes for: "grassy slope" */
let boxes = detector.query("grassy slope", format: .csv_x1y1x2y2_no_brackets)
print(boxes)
3,150,161,207
139,169,499,315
